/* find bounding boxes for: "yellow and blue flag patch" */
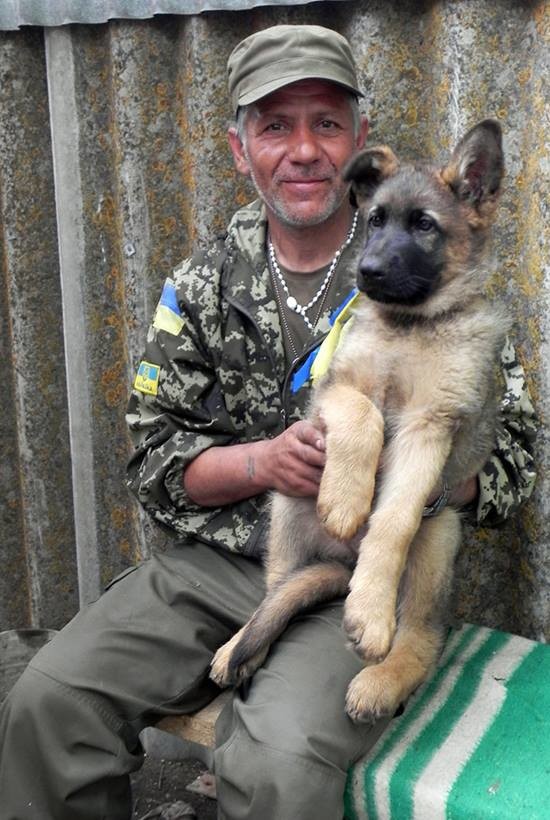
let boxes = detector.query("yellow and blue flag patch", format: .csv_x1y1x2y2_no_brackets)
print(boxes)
153,278,184,336
134,361,160,396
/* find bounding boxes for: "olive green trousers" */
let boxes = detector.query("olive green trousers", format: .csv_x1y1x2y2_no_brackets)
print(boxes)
0,541,387,820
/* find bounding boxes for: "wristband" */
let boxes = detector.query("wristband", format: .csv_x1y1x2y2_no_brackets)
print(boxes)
422,481,451,518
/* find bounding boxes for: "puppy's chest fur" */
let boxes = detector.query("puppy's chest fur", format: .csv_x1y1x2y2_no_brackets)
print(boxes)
326,297,505,481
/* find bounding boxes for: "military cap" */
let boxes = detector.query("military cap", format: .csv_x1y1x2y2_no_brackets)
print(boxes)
227,24,363,113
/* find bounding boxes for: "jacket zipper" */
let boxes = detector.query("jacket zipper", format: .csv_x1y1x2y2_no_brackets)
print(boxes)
280,333,330,427
224,292,286,423
224,293,329,431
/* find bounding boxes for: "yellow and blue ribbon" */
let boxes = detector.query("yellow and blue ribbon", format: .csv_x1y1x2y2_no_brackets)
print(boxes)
291,289,361,393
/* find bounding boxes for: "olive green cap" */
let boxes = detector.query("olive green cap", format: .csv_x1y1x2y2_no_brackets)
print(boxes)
227,24,363,114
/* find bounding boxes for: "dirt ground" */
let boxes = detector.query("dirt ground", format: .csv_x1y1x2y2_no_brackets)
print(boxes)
131,754,217,820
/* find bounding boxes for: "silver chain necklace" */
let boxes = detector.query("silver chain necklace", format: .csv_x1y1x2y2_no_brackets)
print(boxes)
267,210,358,331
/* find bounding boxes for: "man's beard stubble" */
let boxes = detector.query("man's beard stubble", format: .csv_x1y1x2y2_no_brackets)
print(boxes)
246,163,350,229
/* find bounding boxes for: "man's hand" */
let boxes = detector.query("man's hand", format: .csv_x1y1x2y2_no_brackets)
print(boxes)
183,421,325,507
260,420,326,497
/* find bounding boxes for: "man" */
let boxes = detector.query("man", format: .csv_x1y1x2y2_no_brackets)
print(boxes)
0,24,536,820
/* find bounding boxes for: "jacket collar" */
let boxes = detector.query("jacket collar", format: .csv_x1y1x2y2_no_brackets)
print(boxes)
221,199,363,380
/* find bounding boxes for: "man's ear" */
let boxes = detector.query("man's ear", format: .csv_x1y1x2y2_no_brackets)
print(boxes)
343,145,399,206
441,119,504,226
227,127,250,176
356,116,369,150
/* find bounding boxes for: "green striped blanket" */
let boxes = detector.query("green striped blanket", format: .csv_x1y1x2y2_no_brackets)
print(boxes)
345,624,549,819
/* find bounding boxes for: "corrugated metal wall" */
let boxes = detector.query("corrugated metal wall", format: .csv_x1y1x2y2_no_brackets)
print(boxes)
0,0,341,29
1,1,548,640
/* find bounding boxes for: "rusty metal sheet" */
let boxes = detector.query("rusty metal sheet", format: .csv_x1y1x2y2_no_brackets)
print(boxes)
0,1,548,639
0,28,79,629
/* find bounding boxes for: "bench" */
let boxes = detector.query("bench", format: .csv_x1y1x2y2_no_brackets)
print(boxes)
149,625,549,818
141,691,231,772
156,691,231,749
345,624,549,819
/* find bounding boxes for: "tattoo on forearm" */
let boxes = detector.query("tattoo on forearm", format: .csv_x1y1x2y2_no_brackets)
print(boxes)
247,456,256,480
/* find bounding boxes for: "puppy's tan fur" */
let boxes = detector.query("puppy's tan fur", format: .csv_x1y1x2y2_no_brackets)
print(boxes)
211,121,507,722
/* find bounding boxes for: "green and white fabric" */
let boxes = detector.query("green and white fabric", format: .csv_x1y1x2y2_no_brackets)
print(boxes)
346,624,549,819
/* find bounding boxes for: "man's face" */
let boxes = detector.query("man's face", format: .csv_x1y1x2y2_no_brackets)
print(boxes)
228,79,368,229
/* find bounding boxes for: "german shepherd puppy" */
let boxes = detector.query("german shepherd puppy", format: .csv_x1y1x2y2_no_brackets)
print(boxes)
211,120,507,722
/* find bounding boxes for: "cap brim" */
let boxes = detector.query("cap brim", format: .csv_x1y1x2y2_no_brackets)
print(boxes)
237,73,364,109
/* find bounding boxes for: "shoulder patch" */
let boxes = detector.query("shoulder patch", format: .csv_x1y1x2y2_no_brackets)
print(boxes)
153,279,184,336
134,361,160,396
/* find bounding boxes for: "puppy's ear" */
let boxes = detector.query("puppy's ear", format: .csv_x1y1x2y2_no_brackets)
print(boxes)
441,119,504,226
343,145,399,207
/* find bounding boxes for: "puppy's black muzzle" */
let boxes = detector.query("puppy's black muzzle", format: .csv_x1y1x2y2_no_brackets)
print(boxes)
357,229,441,306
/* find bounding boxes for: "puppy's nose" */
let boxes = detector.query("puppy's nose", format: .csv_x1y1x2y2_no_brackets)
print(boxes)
359,258,386,281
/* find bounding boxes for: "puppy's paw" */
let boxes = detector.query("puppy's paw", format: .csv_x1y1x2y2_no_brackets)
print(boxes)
345,666,403,723
317,497,367,542
209,640,237,688
210,637,269,688
343,593,396,662
317,467,375,541
230,648,269,686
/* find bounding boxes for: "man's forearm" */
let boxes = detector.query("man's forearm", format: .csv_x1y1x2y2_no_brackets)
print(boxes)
183,440,273,507
451,475,479,508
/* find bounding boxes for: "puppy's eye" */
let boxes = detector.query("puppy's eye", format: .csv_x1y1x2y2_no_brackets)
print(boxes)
368,210,385,228
414,213,435,232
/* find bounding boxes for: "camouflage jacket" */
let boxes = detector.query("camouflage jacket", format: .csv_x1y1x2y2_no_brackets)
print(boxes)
126,200,537,556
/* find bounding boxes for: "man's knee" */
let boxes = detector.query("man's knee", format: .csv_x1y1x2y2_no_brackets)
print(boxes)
2,662,129,755
3,664,59,732
1,665,139,820
214,731,348,820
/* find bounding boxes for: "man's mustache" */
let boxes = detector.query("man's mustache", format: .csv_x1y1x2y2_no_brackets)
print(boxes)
274,167,336,183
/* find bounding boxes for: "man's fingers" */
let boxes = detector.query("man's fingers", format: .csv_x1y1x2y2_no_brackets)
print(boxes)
268,422,326,493
298,442,326,468
278,461,324,497
287,472,323,497
293,421,326,453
